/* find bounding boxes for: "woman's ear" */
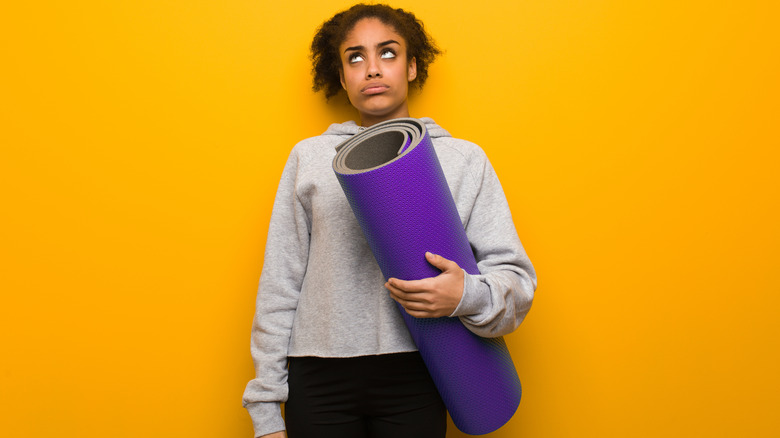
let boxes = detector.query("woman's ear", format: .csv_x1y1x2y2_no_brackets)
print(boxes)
407,57,417,82
339,68,346,90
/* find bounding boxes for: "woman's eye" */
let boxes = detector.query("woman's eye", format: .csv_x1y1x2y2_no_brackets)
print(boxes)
380,50,396,59
349,53,364,63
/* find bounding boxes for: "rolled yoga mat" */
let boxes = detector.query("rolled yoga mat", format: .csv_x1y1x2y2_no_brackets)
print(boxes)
332,118,522,435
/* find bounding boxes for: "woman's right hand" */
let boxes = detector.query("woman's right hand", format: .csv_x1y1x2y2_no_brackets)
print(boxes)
259,432,286,438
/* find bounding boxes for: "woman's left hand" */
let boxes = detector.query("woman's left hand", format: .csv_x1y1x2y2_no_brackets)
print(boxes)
385,252,464,318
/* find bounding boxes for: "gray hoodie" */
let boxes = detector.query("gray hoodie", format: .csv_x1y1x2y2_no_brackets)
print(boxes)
242,118,537,437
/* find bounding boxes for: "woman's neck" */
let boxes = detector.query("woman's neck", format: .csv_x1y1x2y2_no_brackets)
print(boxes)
359,104,410,127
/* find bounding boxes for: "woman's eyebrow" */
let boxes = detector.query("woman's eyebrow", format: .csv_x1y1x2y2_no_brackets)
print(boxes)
344,40,400,53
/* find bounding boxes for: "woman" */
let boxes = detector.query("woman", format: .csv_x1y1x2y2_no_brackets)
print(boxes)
242,4,537,438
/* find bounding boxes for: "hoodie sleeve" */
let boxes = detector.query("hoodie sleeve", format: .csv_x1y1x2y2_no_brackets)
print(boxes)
449,152,537,338
242,148,310,437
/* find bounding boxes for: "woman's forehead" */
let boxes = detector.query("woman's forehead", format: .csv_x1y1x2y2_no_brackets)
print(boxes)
341,18,405,49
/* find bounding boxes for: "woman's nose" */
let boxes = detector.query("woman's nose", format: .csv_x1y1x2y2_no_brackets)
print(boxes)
366,59,382,78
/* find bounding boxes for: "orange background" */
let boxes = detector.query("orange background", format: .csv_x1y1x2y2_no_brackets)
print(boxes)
2,1,778,437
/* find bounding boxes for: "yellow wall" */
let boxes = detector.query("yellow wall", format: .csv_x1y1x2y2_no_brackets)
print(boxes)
2,1,778,437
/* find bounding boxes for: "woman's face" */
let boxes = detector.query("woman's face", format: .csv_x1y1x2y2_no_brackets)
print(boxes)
339,18,417,127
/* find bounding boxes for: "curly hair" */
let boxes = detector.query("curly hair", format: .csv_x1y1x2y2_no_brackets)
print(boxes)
310,3,442,99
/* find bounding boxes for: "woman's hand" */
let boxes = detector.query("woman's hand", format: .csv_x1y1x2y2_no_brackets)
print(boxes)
259,432,286,438
385,252,464,318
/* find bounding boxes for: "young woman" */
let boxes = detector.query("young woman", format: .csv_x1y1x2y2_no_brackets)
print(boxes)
242,4,537,438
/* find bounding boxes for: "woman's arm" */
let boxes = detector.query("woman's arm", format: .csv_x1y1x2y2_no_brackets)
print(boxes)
451,154,536,337
243,149,311,437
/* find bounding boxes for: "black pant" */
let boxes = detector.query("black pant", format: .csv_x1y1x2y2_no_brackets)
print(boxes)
285,352,447,438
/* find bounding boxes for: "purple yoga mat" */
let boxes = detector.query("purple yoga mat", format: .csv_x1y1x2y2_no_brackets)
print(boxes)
333,118,522,435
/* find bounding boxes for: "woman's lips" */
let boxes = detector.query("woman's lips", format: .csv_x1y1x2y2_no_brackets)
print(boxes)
361,83,389,95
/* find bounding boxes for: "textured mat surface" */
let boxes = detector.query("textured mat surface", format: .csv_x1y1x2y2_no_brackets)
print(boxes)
333,118,522,435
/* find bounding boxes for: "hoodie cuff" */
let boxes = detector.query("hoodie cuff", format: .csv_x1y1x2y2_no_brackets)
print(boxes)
450,271,490,318
245,401,285,437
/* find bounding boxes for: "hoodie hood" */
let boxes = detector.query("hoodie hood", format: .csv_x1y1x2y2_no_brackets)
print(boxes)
322,117,452,139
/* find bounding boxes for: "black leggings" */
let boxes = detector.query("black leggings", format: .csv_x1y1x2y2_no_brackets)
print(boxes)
285,352,447,438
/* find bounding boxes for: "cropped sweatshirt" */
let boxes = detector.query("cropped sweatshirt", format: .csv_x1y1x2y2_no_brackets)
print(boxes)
242,118,537,437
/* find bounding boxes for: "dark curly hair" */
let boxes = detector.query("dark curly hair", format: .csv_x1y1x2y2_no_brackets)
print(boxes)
310,3,442,99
